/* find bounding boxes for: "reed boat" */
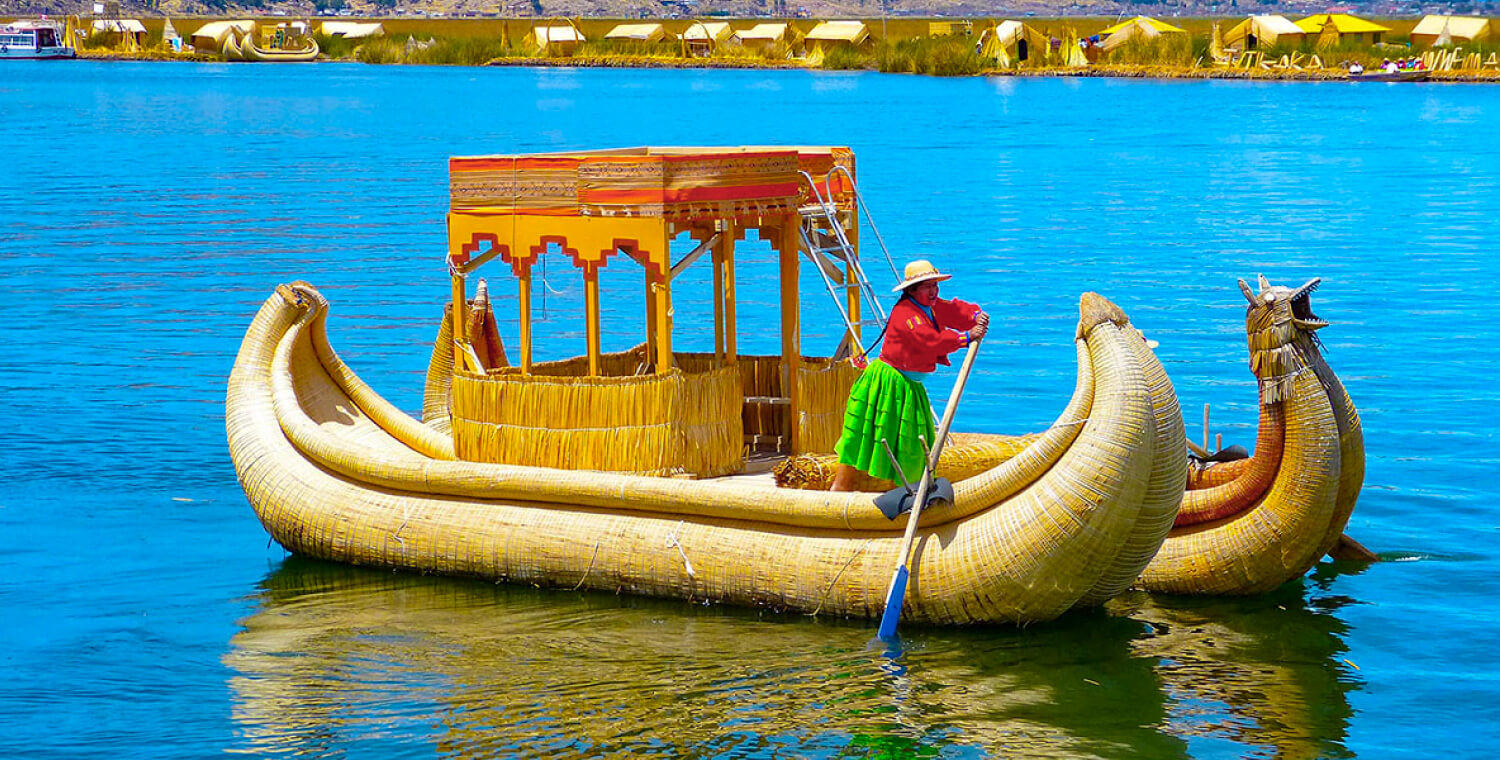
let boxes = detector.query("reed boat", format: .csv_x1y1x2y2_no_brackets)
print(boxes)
241,34,318,62
227,146,1187,626
221,31,245,61
1140,276,1366,594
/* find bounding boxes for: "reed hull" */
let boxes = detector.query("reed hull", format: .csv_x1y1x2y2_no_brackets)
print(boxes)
227,283,1184,625
241,37,319,62
1140,278,1364,595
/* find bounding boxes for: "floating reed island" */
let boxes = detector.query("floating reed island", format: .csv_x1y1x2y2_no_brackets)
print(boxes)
226,145,1372,627
68,12,1500,81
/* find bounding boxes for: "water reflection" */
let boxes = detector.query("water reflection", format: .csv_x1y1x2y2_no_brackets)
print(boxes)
226,560,1358,758
1113,584,1361,759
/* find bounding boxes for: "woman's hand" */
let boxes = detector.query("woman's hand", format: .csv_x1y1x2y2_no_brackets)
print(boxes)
970,311,989,341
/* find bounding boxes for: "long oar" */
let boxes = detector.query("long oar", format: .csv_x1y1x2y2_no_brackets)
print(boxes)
877,338,983,640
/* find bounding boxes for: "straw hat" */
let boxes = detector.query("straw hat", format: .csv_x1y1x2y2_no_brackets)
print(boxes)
892,260,952,293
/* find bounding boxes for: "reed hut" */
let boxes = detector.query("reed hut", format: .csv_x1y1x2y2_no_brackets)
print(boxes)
805,20,871,52
1223,15,1306,50
318,21,385,39
681,21,732,55
532,24,584,55
732,22,792,51
1411,15,1491,46
1099,16,1186,53
1293,14,1390,46
90,18,147,49
189,19,254,52
604,23,670,43
977,20,1047,65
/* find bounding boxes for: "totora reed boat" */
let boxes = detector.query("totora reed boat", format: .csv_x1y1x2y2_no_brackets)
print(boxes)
1140,276,1367,594
227,146,1190,626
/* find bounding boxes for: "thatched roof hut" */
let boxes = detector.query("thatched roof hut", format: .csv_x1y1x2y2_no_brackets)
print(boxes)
1411,15,1491,46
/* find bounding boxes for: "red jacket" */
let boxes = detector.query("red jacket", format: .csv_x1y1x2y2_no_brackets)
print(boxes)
879,296,981,373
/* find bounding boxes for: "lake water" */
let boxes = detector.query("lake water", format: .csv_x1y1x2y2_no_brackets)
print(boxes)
3,60,1498,758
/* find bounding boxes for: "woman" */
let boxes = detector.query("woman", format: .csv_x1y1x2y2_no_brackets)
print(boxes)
831,260,988,492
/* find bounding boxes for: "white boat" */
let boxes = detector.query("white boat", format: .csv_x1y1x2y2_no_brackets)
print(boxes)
0,19,75,60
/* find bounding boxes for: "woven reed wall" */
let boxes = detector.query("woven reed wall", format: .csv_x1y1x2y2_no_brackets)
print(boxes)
450,349,744,477
795,357,862,454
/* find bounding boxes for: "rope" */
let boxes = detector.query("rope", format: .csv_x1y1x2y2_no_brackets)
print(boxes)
665,521,696,578
572,541,601,590
811,539,872,617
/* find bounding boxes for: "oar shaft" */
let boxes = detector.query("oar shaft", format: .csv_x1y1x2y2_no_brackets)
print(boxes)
879,339,982,638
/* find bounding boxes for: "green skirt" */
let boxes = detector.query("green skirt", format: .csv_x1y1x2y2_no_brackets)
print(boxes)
834,359,936,485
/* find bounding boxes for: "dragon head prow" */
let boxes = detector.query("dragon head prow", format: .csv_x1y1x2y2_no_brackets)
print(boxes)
1239,275,1327,404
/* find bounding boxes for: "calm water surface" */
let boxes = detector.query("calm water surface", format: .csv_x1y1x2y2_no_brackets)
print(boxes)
2,61,1498,758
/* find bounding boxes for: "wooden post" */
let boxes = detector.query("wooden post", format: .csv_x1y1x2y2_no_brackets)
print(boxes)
779,218,801,452
518,263,532,374
584,271,601,376
723,222,738,366
644,270,658,366
1203,403,1210,452
711,229,725,365
654,230,673,373
451,272,468,344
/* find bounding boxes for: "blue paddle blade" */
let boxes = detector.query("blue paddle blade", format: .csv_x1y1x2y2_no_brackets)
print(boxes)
877,564,910,640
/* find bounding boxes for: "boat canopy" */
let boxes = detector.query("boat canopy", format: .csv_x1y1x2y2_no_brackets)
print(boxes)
445,146,862,469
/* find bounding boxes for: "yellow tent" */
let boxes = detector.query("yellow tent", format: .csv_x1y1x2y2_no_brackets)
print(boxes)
1294,14,1390,45
733,22,791,50
805,20,870,49
1411,15,1491,46
978,20,1046,65
532,24,584,55
189,19,254,51
318,21,385,39
681,20,732,54
604,23,669,43
1100,16,1184,53
1098,16,1187,36
1223,15,1306,50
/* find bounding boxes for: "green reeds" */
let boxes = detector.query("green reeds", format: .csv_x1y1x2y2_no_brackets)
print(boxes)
1105,34,1196,67
312,32,360,60
574,38,685,59
874,35,985,76
817,44,872,71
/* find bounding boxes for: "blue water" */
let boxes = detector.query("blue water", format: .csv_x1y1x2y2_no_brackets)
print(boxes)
3,60,1499,758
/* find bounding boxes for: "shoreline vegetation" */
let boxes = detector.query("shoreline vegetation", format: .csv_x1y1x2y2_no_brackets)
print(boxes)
57,15,1500,82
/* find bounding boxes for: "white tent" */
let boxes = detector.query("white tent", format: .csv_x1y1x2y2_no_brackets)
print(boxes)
318,21,385,39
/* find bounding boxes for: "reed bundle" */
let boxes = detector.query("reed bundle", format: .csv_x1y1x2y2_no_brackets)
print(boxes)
773,431,1043,490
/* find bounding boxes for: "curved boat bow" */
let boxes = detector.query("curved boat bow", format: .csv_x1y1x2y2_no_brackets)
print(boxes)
228,283,1184,625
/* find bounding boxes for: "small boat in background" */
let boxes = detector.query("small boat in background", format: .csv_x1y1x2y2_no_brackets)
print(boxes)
0,19,75,60
1348,69,1429,82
